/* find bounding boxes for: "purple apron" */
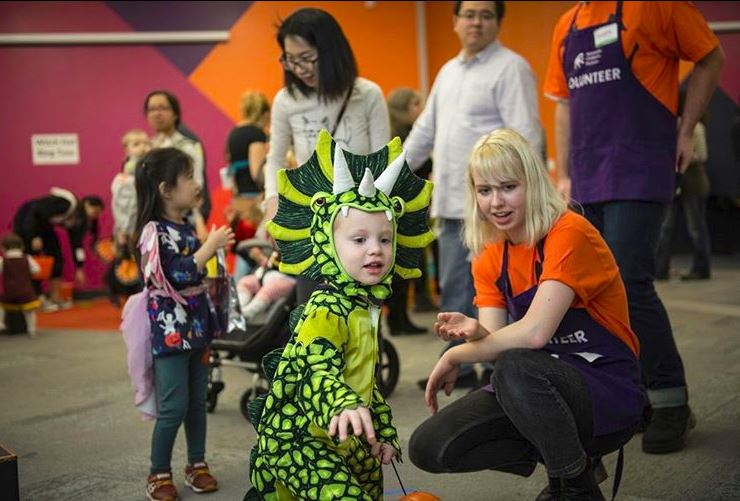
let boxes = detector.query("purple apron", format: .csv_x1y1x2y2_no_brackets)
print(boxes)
564,0,677,204
494,239,645,437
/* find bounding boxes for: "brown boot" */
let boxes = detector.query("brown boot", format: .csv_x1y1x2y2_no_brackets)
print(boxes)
146,472,179,501
184,461,219,493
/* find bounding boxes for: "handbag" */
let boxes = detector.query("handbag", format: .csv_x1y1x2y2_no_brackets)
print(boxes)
207,249,246,337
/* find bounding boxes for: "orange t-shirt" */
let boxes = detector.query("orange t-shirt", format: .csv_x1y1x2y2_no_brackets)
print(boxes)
543,1,719,114
472,210,639,356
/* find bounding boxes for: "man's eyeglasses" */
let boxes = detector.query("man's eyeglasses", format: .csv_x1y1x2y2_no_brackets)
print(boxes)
459,10,496,22
146,105,172,113
279,53,319,72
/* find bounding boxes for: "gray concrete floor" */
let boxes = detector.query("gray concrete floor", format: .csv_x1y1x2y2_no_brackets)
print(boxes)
2,255,739,501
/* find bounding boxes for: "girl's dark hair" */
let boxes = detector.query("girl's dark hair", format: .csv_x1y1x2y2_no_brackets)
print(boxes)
453,1,505,21
79,195,104,241
81,195,104,209
277,8,358,102
133,148,193,258
144,90,181,127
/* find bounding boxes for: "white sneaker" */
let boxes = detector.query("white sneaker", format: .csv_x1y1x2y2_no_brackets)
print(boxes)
40,300,60,313
56,300,73,311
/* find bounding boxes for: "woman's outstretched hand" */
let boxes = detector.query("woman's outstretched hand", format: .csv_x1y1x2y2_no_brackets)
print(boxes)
424,355,460,414
434,312,481,342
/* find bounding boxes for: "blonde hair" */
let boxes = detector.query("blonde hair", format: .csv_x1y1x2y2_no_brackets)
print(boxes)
464,129,567,254
387,87,420,137
240,90,270,124
121,128,148,148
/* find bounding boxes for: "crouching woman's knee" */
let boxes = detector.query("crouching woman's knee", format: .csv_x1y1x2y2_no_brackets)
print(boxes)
409,417,449,473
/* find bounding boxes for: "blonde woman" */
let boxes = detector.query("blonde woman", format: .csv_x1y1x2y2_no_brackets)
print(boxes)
410,129,646,500
225,90,270,196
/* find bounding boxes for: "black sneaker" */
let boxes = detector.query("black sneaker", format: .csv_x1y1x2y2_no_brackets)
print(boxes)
642,405,696,454
534,477,561,501
680,271,710,281
561,458,605,501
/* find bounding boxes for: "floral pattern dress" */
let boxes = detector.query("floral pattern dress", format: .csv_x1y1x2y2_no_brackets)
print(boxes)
145,219,217,357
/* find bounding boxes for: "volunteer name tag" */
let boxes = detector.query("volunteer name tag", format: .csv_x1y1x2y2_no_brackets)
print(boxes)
594,23,618,48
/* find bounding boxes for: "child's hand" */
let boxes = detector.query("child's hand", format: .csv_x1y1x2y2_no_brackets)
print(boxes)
370,442,396,465
328,406,376,445
206,225,235,250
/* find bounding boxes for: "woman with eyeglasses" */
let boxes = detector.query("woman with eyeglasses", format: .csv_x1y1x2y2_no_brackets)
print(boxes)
263,8,390,303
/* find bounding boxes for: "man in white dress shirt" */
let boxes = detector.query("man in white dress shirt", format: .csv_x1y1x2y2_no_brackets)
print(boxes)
405,0,543,388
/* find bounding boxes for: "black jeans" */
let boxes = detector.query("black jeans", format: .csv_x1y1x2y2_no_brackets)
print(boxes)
410,349,635,478
584,201,687,406
655,194,711,277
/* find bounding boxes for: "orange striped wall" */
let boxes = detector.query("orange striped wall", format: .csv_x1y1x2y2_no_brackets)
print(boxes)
190,1,420,123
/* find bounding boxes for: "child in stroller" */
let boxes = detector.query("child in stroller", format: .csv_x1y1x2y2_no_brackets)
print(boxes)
235,239,296,322
206,240,401,419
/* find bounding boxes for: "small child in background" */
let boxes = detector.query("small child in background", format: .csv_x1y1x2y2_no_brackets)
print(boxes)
226,197,263,280
0,233,41,337
112,128,151,249
235,243,295,321
108,129,151,303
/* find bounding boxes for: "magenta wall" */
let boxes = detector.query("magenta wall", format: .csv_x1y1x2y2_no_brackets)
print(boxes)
0,2,238,288
699,2,740,101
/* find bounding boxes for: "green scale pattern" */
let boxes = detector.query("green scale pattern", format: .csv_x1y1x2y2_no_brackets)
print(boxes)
245,131,432,500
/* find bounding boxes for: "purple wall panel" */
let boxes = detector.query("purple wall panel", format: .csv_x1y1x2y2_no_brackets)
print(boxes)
105,1,251,74
0,1,131,32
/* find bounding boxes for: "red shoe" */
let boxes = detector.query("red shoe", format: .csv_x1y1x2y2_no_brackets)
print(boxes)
184,461,219,493
146,472,179,501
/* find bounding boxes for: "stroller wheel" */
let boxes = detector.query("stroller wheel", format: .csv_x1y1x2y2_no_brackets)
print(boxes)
377,337,400,398
206,381,225,413
240,386,269,421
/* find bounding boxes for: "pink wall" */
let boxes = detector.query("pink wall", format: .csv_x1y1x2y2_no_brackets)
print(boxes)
0,2,234,288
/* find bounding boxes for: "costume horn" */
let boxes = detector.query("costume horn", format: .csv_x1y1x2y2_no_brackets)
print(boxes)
358,168,377,198
375,150,406,196
332,144,354,195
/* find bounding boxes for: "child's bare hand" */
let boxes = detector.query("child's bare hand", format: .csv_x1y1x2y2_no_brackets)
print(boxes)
328,407,376,445
370,442,396,465
207,225,235,250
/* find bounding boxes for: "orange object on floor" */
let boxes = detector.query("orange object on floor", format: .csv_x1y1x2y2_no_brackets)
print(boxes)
59,282,74,301
32,255,54,280
37,298,122,331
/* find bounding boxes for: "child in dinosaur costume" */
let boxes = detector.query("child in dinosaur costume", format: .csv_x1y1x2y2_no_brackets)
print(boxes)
245,130,433,500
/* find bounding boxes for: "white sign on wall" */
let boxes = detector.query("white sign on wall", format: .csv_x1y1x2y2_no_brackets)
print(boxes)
31,133,80,165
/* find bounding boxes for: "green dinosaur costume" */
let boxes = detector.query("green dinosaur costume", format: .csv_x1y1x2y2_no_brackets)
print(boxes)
245,130,433,500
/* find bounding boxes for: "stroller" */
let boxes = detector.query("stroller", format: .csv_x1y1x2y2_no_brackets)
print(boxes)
206,241,400,421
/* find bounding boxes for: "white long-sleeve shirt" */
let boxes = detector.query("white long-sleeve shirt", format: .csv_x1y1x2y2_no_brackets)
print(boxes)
404,41,543,219
264,77,390,199
152,131,205,190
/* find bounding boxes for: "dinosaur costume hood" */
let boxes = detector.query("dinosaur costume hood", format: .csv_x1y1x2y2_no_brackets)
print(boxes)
266,130,434,302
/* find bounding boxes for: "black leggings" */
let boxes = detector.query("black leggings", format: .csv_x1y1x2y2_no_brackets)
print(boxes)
410,349,635,479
